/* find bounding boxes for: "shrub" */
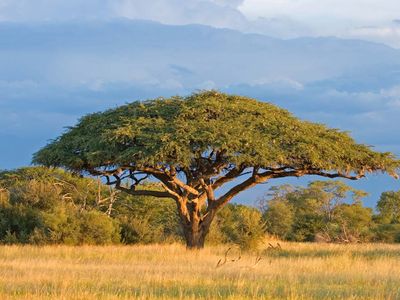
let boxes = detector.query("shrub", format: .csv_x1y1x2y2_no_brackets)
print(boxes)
217,204,266,250
373,224,400,243
0,205,42,243
116,192,181,244
78,210,120,245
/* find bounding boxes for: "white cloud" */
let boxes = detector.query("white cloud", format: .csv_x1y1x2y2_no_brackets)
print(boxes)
239,0,400,23
0,0,400,47
0,0,248,30
346,25,400,48
238,0,400,47
113,0,247,29
243,16,314,38
211,0,245,8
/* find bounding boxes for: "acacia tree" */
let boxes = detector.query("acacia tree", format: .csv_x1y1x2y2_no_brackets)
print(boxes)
33,91,399,248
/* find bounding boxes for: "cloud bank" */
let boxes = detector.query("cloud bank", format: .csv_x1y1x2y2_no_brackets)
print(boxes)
1,0,400,47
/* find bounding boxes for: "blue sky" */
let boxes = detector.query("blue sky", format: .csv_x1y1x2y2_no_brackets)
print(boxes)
0,0,399,207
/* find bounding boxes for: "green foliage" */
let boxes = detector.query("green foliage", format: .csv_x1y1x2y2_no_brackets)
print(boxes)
2,166,400,246
262,180,373,242
262,200,294,239
115,191,181,244
39,204,81,244
0,205,42,243
33,91,399,179
324,203,373,242
373,190,400,242
373,224,400,243
0,166,107,210
376,191,400,224
78,210,120,245
0,167,120,245
0,167,269,247
212,204,266,250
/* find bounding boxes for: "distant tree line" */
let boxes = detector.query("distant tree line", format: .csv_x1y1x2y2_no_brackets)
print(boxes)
261,181,400,243
0,167,399,248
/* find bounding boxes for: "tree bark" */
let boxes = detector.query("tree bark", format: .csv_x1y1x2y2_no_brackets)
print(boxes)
183,224,207,249
180,211,214,249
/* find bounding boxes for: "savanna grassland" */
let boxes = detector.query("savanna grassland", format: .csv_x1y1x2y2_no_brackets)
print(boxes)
0,242,399,300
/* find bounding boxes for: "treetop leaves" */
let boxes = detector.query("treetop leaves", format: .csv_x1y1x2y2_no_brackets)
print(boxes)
33,91,400,177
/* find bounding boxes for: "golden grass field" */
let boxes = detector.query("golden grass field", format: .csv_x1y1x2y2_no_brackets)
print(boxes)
0,242,399,299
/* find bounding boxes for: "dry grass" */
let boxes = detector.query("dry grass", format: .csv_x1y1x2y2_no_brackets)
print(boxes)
0,242,399,299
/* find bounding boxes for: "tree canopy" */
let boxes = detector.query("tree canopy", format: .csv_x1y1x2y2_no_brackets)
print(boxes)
33,91,400,248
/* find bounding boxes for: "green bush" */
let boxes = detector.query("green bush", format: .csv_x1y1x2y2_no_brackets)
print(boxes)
0,167,121,245
0,205,43,243
216,204,266,250
39,204,81,244
373,224,400,243
119,216,164,244
78,210,120,245
115,192,181,244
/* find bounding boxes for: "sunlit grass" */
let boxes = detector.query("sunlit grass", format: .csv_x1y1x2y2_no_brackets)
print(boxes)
0,242,399,299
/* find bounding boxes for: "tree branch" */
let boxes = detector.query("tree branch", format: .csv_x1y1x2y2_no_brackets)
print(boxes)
110,173,179,200
213,168,365,210
159,182,181,200
211,165,247,190
260,169,365,180
114,185,173,198
170,176,200,196
214,175,262,209
199,178,215,201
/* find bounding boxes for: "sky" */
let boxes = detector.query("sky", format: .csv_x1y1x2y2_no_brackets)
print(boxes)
0,0,399,207
0,0,400,47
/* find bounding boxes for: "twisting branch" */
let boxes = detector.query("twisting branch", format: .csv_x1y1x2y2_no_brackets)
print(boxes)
212,165,247,190
261,169,365,181
108,174,176,199
213,167,366,210
159,182,181,200
115,185,173,198
214,174,263,209
199,178,215,201
130,172,149,187
169,176,200,196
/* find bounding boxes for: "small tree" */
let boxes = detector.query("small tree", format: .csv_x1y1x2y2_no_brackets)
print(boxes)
374,190,400,242
33,91,399,248
376,191,400,224
263,200,294,239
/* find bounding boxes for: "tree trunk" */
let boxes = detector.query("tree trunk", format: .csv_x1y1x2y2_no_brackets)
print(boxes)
176,197,217,249
182,220,212,249
185,227,206,249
